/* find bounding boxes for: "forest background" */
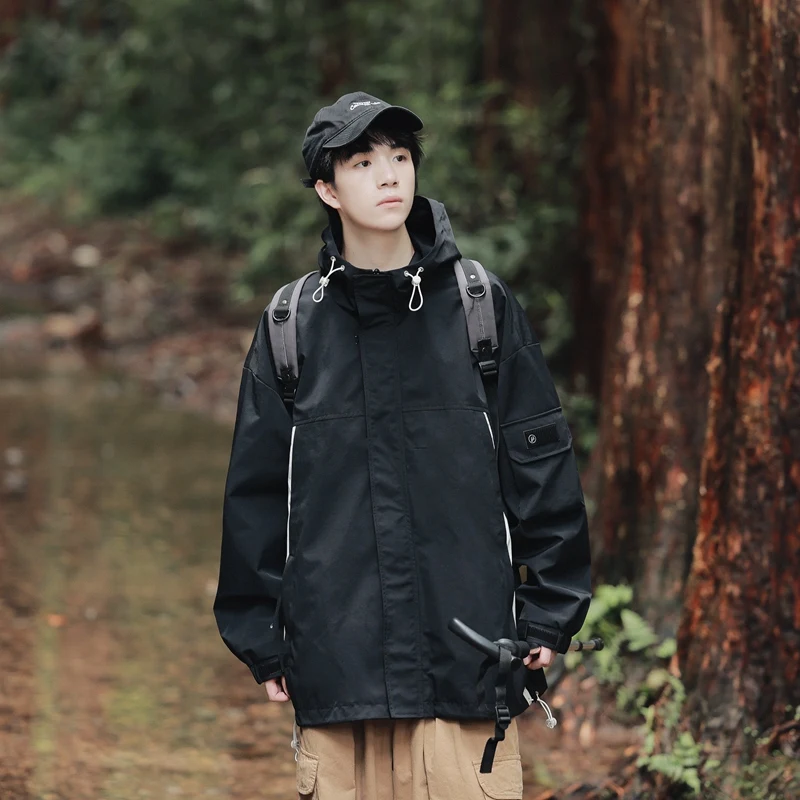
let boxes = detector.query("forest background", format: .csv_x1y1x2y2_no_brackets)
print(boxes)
0,2,797,799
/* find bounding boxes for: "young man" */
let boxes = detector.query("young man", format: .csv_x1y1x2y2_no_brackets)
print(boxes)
214,91,592,799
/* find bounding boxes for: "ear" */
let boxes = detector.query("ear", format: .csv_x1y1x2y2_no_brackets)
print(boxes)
315,179,341,210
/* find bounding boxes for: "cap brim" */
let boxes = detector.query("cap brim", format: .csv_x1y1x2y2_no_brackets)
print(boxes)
323,105,423,150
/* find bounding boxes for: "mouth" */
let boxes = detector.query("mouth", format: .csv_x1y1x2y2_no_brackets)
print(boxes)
377,197,404,207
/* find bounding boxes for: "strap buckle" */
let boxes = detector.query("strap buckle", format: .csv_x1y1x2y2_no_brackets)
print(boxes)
477,338,497,378
279,367,298,405
479,360,498,378
494,704,511,729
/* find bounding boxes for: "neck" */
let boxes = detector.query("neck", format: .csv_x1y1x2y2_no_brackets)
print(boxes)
339,216,416,272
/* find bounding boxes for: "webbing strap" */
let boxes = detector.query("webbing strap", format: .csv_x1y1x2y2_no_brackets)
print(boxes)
267,272,314,405
479,646,514,773
453,259,498,378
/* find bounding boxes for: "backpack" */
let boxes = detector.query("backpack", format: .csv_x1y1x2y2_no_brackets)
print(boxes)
266,258,499,416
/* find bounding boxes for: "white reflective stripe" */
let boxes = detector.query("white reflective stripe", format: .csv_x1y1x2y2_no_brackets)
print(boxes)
502,511,516,621
483,410,496,448
483,412,517,622
286,425,297,562
283,426,297,642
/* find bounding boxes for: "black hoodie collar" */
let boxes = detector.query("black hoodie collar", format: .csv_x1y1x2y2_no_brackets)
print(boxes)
316,194,462,282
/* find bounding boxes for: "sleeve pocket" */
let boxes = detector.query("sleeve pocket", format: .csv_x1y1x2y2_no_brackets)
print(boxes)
500,407,572,464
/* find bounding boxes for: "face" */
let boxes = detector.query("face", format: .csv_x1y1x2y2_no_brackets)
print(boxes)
315,142,415,233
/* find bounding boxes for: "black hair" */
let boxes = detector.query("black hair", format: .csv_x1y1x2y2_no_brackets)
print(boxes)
312,122,424,213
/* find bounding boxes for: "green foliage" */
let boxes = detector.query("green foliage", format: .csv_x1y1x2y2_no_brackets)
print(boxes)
731,754,800,800
636,675,702,796
565,583,632,682
639,732,702,795
0,4,586,302
0,1,597,445
570,584,704,795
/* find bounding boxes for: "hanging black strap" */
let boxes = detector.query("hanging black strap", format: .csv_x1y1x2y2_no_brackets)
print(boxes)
267,272,314,408
479,646,514,774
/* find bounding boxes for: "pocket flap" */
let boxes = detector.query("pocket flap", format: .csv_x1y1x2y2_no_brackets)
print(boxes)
500,408,572,464
472,755,524,799
296,746,319,796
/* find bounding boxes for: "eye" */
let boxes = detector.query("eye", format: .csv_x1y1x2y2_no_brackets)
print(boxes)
354,159,370,168
394,153,407,162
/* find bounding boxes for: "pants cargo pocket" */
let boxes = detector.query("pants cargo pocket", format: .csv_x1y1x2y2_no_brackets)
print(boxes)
296,745,319,798
471,755,523,800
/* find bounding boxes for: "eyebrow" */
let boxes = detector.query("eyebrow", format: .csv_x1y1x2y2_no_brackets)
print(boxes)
349,144,407,159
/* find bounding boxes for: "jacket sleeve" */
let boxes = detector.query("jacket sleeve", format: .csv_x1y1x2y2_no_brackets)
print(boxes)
213,308,292,683
494,283,592,654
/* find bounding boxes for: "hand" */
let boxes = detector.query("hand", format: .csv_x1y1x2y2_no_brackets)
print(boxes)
265,675,291,702
523,645,555,670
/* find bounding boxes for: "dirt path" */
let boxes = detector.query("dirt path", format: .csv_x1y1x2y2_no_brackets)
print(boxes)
0,355,300,799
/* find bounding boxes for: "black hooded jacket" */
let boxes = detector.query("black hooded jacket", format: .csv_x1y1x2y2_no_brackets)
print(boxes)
214,195,591,726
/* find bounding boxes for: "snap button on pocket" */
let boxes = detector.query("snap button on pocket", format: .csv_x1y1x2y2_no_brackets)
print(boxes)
472,755,523,799
296,746,319,796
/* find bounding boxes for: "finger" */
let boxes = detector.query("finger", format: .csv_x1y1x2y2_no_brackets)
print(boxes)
266,684,290,702
526,647,541,663
265,680,286,702
526,654,551,670
531,652,554,669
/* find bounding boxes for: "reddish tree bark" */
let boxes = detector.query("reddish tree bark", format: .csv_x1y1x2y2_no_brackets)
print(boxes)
581,0,736,634
673,0,800,776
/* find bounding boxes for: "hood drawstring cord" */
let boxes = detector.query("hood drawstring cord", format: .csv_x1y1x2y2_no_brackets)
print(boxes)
313,256,345,303
404,266,425,312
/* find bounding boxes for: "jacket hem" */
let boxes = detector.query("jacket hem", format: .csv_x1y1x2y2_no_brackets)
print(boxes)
294,699,509,727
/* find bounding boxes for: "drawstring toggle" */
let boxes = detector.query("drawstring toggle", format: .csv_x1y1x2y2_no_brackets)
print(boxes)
404,266,425,311
313,256,345,303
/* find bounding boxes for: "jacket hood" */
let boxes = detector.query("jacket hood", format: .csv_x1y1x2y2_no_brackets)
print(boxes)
317,195,462,282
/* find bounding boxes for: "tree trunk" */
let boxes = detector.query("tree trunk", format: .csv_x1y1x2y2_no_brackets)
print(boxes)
581,0,735,635
672,0,800,778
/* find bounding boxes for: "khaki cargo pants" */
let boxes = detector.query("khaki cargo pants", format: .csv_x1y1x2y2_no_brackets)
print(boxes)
295,716,523,799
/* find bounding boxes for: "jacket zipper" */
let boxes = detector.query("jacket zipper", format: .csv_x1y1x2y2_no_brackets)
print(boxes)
483,412,516,623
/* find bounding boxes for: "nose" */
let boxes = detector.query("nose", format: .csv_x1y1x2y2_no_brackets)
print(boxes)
377,156,398,187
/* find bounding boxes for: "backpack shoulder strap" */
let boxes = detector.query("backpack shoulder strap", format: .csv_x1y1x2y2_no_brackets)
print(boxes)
267,271,315,407
454,259,498,378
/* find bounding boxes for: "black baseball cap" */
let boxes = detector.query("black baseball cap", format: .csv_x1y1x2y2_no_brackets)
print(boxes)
301,91,423,187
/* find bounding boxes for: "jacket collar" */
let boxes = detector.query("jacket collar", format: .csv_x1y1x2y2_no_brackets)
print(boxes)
316,195,461,284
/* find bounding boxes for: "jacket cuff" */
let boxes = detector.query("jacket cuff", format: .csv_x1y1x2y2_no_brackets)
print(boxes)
517,619,570,654
250,655,284,683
